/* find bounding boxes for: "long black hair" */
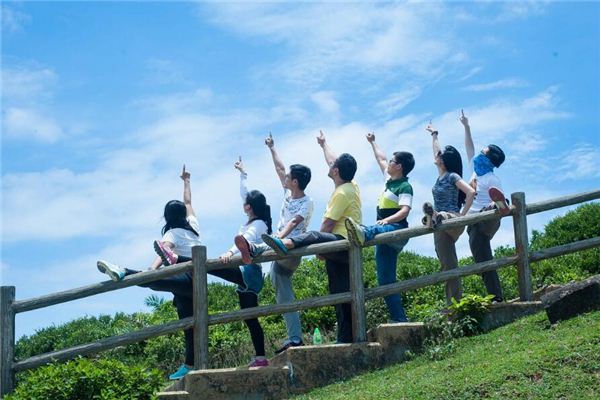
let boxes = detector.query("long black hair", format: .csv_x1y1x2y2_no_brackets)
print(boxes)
440,145,466,209
162,200,199,236
245,190,272,234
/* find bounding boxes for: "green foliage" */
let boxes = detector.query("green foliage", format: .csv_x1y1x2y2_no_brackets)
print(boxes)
420,294,493,361
144,294,166,310
448,294,494,323
528,203,600,286
6,358,163,400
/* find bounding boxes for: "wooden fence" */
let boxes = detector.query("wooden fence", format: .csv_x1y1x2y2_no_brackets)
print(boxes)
1,189,599,397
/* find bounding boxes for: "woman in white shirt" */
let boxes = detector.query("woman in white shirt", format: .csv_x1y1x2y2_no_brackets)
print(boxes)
154,158,273,368
96,165,203,380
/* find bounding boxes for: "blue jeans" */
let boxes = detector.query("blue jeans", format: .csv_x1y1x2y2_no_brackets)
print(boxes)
362,222,409,322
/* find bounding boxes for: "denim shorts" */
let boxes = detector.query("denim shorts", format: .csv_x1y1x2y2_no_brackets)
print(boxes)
237,263,264,295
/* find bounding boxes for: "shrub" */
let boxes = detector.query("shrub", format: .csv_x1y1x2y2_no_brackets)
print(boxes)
6,358,163,400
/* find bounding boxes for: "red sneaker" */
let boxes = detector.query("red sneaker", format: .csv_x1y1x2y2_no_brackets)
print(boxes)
234,235,253,265
489,187,510,216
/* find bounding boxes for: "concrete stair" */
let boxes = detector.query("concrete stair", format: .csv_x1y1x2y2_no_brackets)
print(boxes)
157,302,543,399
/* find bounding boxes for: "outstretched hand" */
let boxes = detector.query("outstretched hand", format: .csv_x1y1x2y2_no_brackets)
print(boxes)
317,130,326,147
459,109,469,127
265,132,274,148
425,122,436,134
234,156,245,173
366,132,376,143
180,164,190,181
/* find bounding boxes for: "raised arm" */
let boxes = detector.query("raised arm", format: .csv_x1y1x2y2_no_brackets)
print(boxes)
425,122,442,159
265,132,287,188
234,156,249,201
460,109,475,163
317,130,337,167
366,132,388,174
180,164,195,217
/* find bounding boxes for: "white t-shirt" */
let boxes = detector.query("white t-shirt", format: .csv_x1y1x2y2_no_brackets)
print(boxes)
162,215,202,258
228,171,270,255
228,219,269,255
469,171,502,213
277,189,314,238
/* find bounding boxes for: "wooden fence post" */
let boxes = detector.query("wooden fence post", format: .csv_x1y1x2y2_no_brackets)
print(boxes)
511,192,534,301
1,286,16,397
349,243,367,342
192,246,209,370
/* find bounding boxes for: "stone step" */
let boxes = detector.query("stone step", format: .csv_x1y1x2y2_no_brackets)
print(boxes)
270,342,384,394
157,366,290,400
366,322,425,365
156,302,547,399
480,301,544,331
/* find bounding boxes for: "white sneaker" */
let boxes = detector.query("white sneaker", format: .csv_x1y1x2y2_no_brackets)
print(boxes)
345,217,366,246
97,260,126,281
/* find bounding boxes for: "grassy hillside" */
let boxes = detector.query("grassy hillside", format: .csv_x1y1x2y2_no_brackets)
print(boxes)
296,310,600,400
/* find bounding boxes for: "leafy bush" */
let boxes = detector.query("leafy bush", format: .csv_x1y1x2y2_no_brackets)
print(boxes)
6,358,163,400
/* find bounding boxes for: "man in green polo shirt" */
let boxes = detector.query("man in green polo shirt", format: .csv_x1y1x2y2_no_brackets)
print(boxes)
346,132,414,322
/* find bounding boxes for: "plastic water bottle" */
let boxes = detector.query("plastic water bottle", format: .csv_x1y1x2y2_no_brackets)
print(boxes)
313,327,322,345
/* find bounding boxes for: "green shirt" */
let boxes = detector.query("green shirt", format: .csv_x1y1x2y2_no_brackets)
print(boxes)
376,176,413,220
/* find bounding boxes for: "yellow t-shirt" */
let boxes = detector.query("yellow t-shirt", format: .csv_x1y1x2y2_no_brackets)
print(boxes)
323,181,362,238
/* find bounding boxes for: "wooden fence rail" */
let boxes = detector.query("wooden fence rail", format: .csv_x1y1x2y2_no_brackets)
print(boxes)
1,189,599,397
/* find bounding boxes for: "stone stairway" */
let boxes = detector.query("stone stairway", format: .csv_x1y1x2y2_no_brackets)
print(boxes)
156,302,543,400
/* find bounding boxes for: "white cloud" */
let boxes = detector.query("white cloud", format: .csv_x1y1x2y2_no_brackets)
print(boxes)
2,107,63,142
456,67,483,82
310,91,339,115
1,5,30,33
1,66,56,101
375,85,423,117
204,2,458,86
463,78,528,92
555,144,600,182
1,65,67,143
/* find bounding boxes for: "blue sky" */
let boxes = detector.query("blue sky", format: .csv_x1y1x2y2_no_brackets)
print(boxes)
2,1,599,339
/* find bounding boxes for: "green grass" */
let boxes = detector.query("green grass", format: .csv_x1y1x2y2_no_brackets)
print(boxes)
295,311,600,400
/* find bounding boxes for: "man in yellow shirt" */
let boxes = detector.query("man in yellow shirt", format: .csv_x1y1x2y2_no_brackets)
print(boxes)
262,130,361,343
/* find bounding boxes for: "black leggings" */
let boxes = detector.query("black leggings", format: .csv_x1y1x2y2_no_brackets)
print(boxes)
150,256,266,361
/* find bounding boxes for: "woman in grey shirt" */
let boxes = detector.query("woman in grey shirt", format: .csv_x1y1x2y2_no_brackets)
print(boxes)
423,123,475,306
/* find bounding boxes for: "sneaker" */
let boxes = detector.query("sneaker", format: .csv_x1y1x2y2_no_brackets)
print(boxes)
248,357,269,368
169,364,192,380
154,240,178,266
345,217,366,246
489,187,510,216
261,234,289,256
422,202,435,228
97,260,125,281
234,234,253,265
274,340,304,354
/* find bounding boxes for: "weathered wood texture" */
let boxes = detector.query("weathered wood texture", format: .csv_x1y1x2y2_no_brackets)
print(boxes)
1,287,15,397
13,317,194,372
526,189,600,215
192,246,208,370
349,244,367,342
512,192,533,301
529,236,600,262
365,255,518,300
12,261,193,313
